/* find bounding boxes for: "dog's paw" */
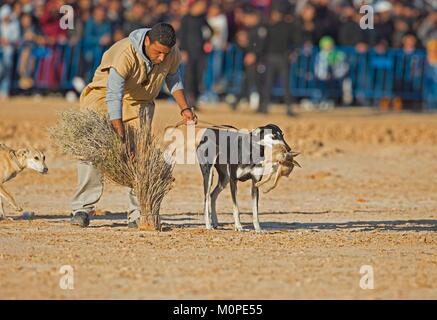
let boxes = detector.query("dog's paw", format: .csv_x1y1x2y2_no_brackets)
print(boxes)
235,225,247,232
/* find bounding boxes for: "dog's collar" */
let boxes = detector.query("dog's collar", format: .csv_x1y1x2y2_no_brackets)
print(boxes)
9,150,24,171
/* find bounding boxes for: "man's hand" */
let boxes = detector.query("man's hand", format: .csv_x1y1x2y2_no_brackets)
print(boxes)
111,119,126,141
244,52,256,66
111,119,136,160
181,108,198,125
127,144,136,161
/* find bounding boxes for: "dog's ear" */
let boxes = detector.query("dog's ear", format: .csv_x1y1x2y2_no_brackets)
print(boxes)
265,124,282,134
16,149,29,158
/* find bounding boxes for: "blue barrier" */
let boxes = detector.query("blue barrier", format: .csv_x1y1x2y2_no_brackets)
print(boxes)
2,43,435,109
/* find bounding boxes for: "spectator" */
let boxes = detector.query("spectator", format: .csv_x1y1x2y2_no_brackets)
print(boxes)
39,0,67,45
153,1,171,24
0,4,20,100
82,6,111,83
312,0,339,43
258,4,295,115
107,0,124,33
123,2,151,35
418,12,437,46
18,12,43,90
392,33,423,111
372,39,393,111
179,0,212,106
313,36,349,108
205,1,228,101
65,0,92,46
338,4,366,48
373,1,395,47
230,5,266,111
83,6,112,48
292,3,318,48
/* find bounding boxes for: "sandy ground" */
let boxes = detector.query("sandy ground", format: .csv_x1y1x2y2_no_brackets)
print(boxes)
0,97,436,299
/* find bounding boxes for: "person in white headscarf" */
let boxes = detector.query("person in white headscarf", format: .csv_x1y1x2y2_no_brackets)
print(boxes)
0,4,20,100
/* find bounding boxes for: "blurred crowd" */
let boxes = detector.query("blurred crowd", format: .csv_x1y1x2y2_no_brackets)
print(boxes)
0,0,436,110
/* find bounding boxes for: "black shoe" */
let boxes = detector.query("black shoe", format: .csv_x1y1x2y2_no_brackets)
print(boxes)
127,219,139,229
70,212,90,227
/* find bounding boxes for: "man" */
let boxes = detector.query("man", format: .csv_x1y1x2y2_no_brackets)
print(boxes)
0,4,20,100
258,4,295,116
230,5,266,111
70,23,197,228
179,0,212,106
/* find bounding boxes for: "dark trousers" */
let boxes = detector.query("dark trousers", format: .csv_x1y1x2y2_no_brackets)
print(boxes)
184,55,206,105
259,54,293,113
235,63,260,105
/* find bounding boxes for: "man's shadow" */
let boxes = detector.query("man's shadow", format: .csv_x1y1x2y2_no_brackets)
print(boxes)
28,211,437,232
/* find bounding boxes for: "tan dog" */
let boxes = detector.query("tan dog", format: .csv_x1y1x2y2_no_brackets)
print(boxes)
256,144,301,193
0,144,48,220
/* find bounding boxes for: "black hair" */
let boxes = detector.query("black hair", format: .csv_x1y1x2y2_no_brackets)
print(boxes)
148,22,176,48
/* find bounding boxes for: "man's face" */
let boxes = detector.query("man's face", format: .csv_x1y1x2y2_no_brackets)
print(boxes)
145,36,171,65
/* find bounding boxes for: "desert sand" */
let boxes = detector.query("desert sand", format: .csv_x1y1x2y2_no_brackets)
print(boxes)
0,97,436,299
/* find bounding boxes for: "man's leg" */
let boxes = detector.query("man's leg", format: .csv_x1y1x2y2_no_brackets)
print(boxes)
258,56,276,114
125,102,155,227
279,57,295,115
184,58,196,106
70,161,104,227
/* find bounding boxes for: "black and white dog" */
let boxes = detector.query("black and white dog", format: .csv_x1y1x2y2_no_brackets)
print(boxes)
196,124,291,232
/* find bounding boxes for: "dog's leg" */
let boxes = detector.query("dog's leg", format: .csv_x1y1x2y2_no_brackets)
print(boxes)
201,164,215,230
0,185,22,213
251,180,262,232
0,196,5,220
210,166,229,229
264,165,283,194
229,178,244,231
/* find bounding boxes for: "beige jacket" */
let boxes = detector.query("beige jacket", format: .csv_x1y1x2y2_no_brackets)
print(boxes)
79,34,181,122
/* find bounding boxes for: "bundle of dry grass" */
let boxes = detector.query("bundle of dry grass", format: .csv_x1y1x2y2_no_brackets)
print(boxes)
49,108,174,230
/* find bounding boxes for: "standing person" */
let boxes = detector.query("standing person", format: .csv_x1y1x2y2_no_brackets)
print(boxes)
82,6,112,81
230,5,267,111
179,0,212,106
205,1,228,101
70,23,197,228
0,4,20,100
258,4,295,116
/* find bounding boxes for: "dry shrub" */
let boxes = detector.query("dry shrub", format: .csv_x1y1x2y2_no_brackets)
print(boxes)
49,108,174,230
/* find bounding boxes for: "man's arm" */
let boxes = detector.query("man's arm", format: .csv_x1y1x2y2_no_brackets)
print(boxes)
165,69,197,123
106,67,126,139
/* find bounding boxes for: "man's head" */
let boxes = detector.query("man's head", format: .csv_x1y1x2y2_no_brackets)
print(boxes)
145,23,176,65
93,5,106,24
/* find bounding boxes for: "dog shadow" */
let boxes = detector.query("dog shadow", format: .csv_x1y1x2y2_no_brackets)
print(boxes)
257,219,437,232
163,212,437,233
